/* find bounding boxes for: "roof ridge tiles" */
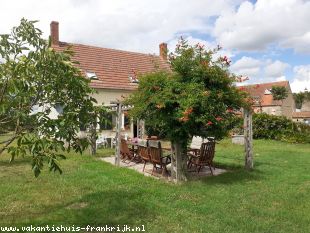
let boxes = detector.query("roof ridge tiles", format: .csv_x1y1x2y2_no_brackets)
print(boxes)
58,41,162,58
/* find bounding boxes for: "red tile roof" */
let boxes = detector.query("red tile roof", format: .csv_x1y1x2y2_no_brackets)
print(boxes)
52,42,171,90
292,111,310,118
239,81,290,106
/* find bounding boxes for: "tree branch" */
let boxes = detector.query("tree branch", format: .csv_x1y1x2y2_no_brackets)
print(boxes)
0,135,17,155
0,113,21,156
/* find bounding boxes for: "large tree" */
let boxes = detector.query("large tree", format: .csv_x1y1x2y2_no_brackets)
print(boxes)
0,19,101,176
127,38,249,182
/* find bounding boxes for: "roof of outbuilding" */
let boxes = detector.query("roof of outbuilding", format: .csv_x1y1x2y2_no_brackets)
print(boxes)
52,42,171,90
292,111,310,118
239,81,290,106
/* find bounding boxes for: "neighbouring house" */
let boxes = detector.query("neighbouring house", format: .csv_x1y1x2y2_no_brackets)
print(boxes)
240,81,295,119
301,100,310,111
49,21,170,138
292,112,310,125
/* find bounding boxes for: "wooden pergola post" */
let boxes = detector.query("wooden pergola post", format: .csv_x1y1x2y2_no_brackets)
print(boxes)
113,101,122,166
110,101,132,166
244,108,253,170
137,119,145,139
90,116,97,156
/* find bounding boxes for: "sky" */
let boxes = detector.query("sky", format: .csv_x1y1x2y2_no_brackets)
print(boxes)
0,0,309,92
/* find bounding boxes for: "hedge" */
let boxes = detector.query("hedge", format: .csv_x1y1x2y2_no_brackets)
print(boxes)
234,113,310,143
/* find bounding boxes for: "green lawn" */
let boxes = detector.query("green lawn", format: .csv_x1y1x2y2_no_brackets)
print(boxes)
0,139,309,233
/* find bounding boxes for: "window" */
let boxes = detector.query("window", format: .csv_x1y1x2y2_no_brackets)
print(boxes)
264,89,272,95
123,111,130,130
99,111,113,130
86,71,98,80
128,76,139,83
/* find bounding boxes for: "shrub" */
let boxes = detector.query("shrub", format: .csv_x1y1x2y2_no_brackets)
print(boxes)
232,113,310,143
253,113,310,143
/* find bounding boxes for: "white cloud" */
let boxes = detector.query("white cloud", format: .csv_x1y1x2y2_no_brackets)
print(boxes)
293,65,310,81
0,0,307,87
290,65,310,92
230,56,262,77
167,36,213,54
213,0,310,53
230,56,289,84
282,32,310,53
291,80,310,93
1,0,308,56
231,56,262,70
264,60,290,78
276,76,287,82
0,0,241,54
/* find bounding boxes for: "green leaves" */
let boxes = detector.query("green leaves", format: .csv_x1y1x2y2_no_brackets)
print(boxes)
127,38,246,143
252,113,310,143
270,86,288,101
293,91,310,109
0,19,100,176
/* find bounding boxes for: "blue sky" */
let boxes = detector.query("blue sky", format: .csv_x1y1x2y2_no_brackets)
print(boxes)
0,0,309,92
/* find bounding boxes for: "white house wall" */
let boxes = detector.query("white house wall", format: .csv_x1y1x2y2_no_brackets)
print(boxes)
92,88,135,138
91,88,133,106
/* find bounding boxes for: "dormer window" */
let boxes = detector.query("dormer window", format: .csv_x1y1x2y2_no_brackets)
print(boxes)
86,71,98,80
264,89,271,95
129,76,139,83
252,96,261,105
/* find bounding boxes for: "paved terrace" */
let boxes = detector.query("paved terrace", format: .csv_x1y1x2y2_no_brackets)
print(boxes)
100,156,227,181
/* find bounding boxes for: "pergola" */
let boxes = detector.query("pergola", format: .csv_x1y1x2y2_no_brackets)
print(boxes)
110,100,254,181
110,101,146,166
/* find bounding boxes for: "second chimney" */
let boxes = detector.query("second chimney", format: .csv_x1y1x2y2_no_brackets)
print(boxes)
50,21,59,46
159,42,167,60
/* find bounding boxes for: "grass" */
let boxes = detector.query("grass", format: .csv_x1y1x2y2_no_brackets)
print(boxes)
0,139,310,233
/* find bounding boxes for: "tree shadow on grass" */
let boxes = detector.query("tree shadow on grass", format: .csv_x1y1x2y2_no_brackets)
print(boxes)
11,189,154,229
188,165,266,185
65,190,153,226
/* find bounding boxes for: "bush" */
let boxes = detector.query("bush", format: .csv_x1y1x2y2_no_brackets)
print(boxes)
232,113,310,143
253,113,310,143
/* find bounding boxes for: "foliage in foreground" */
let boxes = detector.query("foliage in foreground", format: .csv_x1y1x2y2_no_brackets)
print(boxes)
0,19,102,176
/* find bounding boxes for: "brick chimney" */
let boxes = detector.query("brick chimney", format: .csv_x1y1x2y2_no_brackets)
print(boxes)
159,42,167,60
50,21,59,46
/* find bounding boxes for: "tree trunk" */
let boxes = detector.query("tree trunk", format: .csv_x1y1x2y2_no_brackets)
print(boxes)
171,140,188,182
244,109,253,170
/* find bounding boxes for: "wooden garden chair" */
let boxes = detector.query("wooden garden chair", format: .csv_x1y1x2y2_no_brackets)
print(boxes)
148,140,171,176
120,139,135,163
136,140,150,172
187,141,216,175
187,136,205,156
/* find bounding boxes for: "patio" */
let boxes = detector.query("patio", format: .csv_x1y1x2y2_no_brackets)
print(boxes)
100,156,227,180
